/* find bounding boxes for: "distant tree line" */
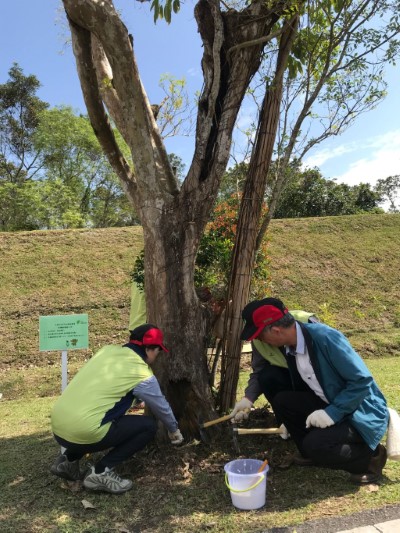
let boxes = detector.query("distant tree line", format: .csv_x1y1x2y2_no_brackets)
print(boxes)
0,65,398,232
220,162,399,219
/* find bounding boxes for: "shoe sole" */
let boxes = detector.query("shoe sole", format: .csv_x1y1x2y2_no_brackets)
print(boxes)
349,474,380,485
83,482,132,494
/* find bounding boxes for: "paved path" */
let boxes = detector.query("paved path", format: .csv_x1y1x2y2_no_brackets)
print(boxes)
336,519,400,532
264,504,400,533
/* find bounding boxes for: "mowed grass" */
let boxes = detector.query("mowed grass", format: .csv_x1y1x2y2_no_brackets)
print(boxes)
1,213,400,532
1,359,400,533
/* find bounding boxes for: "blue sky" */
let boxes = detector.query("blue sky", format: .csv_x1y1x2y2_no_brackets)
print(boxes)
1,0,399,189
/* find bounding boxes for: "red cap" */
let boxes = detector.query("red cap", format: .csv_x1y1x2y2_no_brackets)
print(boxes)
240,298,288,341
129,324,169,352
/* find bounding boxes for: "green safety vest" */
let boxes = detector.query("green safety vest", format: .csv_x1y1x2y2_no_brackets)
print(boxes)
129,281,147,330
51,344,153,444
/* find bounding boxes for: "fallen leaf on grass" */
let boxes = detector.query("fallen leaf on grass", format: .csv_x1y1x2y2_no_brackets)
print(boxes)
363,484,379,492
181,461,192,480
81,499,96,509
9,475,25,486
152,494,164,504
60,480,82,492
115,523,131,533
202,522,217,529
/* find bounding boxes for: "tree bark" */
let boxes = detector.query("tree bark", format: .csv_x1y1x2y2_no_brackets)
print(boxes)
219,15,300,412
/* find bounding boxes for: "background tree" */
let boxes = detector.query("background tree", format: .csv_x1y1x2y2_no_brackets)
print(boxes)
156,74,195,140
0,64,49,230
34,106,139,228
0,65,190,231
274,166,382,218
0,63,48,183
375,175,400,212
256,0,400,240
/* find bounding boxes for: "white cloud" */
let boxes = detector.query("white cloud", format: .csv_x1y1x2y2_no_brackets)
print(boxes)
187,67,201,77
303,143,355,168
303,129,400,187
332,131,400,187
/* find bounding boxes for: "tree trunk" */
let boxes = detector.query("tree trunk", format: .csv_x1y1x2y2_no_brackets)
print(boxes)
62,0,294,436
219,16,299,412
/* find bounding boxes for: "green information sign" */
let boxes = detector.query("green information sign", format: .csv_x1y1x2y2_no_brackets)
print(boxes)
39,314,89,351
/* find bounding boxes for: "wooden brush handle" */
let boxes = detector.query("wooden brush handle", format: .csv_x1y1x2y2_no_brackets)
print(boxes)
257,459,269,472
201,413,233,428
234,428,283,435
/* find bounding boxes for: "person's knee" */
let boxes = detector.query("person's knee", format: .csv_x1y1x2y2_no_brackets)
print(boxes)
271,390,292,410
142,416,157,438
302,431,327,462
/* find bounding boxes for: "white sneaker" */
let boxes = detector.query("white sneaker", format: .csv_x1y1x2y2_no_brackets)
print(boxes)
50,454,82,481
83,466,133,494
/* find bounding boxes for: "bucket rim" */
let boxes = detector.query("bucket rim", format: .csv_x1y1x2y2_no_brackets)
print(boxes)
224,458,269,474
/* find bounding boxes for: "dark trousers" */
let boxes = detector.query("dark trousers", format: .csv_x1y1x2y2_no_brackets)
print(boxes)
258,365,293,424
54,415,157,470
272,391,374,474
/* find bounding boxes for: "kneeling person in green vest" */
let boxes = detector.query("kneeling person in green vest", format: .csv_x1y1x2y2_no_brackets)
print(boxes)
50,324,183,494
231,298,318,437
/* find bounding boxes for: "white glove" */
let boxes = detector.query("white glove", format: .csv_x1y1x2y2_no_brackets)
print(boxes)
231,397,253,423
279,423,290,440
305,410,334,429
168,428,184,445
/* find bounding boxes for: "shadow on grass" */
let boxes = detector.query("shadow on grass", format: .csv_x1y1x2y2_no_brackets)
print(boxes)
1,429,376,533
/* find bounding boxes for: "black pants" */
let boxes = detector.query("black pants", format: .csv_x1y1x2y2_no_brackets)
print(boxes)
272,391,374,474
54,415,157,470
258,365,293,424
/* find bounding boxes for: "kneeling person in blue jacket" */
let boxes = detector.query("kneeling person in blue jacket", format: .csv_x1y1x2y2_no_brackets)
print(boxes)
231,304,319,428
240,298,389,484
50,324,183,494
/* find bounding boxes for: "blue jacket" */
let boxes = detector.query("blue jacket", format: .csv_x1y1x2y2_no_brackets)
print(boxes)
287,322,388,450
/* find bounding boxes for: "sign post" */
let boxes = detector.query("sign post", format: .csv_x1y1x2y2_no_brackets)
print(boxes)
39,314,89,453
39,314,89,392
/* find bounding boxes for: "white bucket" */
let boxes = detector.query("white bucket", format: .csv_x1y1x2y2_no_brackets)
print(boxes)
224,459,269,510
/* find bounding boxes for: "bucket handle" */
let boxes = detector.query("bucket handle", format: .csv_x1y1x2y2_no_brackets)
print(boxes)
225,473,265,493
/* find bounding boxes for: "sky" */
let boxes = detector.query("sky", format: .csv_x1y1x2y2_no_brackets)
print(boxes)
1,0,399,193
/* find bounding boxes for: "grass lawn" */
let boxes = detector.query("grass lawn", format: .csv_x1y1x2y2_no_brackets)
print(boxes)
1,358,400,533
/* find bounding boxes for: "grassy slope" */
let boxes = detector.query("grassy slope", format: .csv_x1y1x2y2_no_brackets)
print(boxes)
1,213,400,532
1,226,142,364
267,214,400,355
1,214,400,397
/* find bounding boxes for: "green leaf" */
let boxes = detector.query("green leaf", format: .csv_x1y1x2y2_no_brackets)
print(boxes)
164,0,171,23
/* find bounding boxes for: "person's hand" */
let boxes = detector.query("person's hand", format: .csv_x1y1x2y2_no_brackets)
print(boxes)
305,410,334,429
230,397,253,423
279,423,290,440
168,428,184,445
